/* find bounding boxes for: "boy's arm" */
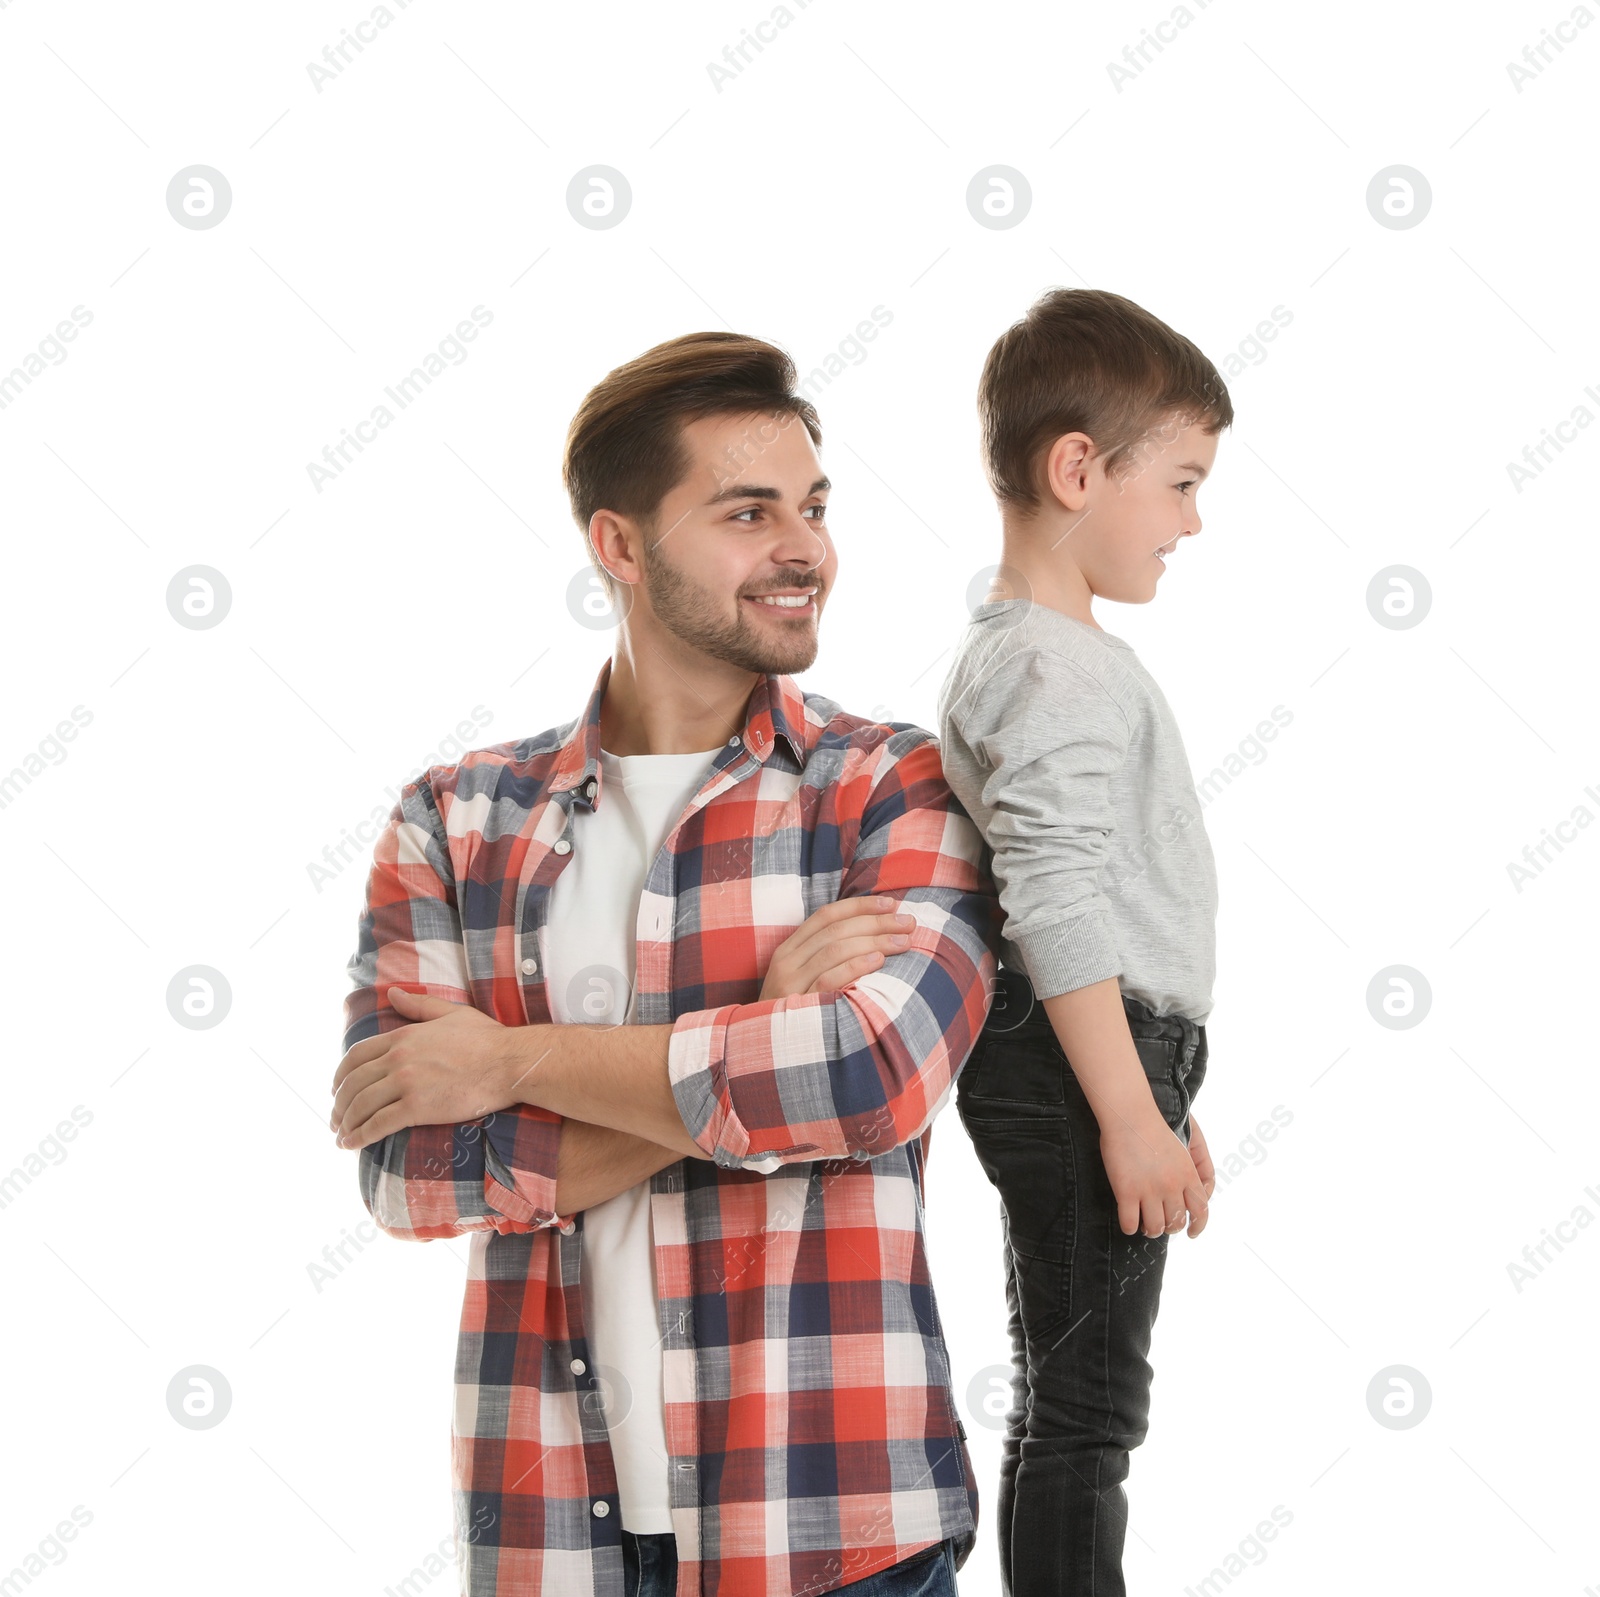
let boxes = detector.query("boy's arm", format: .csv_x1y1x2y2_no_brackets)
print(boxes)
945,645,1207,1235
948,643,1131,1002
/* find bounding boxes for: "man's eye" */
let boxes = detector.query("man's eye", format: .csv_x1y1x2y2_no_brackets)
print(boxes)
806,503,828,520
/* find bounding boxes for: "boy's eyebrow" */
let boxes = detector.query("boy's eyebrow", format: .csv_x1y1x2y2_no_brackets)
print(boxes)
1176,463,1209,479
705,475,831,506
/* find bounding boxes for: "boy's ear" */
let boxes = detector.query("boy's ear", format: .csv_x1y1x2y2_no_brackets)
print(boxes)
1042,431,1095,512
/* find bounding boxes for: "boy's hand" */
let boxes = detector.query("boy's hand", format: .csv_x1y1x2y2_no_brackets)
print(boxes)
1187,1114,1216,1199
759,895,917,1000
1100,1104,1211,1240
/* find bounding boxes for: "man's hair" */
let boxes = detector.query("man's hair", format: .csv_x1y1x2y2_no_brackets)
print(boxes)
562,331,822,599
978,287,1233,513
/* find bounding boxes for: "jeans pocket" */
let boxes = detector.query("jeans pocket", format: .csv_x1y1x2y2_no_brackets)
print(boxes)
1132,1034,1187,1134
959,1032,1066,1105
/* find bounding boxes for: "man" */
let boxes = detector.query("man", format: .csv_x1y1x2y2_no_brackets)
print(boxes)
331,330,1000,1597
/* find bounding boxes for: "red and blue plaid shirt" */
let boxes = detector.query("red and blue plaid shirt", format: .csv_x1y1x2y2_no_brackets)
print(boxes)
343,657,1000,1596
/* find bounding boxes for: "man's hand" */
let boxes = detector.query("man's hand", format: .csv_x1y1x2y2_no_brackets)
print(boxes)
1099,1099,1211,1241
760,895,916,1001
330,987,514,1150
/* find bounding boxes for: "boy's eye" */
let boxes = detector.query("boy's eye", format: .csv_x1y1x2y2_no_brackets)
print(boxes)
1176,481,1195,495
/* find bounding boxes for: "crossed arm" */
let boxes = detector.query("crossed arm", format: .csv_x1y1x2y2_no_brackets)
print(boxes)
335,737,998,1240
333,896,927,1216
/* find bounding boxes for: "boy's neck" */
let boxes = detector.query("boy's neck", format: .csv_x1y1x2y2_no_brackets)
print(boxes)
996,518,1102,631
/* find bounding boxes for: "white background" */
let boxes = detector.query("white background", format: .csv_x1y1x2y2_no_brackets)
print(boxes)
2,1,1597,1592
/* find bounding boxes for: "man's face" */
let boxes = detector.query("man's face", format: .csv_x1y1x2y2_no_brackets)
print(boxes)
625,410,837,674
1063,415,1219,604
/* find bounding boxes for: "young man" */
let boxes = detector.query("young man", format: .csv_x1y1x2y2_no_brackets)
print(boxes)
330,331,1000,1597
937,288,1230,1595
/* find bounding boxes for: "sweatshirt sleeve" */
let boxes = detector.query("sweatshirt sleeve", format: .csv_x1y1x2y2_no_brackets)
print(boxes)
944,642,1130,1002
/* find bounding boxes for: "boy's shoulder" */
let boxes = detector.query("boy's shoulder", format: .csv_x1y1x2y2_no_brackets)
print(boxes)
941,600,1139,722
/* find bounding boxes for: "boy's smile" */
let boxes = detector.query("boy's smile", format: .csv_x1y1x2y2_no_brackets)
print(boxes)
994,410,1220,625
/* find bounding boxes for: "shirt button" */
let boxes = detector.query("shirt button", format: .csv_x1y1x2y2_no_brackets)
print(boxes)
553,839,571,855
570,1358,586,1375
584,779,596,799
520,957,537,976
726,736,739,746
591,1501,610,1518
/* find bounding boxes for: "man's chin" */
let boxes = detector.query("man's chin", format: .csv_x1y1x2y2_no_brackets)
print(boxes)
718,632,819,676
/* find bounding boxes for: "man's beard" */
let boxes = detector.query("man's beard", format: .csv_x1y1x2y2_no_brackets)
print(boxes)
639,535,821,675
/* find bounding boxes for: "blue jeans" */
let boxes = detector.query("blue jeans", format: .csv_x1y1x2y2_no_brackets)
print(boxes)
621,1530,960,1596
955,965,1208,1596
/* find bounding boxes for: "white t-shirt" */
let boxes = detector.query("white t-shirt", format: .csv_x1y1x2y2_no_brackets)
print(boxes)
542,742,721,1534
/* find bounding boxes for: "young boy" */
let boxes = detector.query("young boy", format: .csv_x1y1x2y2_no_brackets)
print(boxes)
937,287,1232,1596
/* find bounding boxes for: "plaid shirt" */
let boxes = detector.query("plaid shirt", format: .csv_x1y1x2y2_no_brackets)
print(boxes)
343,657,1000,1597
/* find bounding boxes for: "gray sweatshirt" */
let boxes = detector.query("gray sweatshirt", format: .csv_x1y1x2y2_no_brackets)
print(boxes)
936,598,1218,1024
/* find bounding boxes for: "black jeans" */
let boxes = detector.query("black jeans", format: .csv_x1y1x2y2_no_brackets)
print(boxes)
955,967,1208,1597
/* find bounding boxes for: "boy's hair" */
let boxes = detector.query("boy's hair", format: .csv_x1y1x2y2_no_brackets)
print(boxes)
563,331,822,599
978,287,1233,513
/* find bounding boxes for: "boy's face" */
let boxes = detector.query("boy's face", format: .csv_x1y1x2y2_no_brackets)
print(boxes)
602,409,837,675
1051,413,1218,604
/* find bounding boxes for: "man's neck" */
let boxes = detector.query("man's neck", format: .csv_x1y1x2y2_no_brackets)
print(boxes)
600,644,761,756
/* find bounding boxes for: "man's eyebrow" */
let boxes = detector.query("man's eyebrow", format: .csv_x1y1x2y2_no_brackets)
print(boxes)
705,475,831,506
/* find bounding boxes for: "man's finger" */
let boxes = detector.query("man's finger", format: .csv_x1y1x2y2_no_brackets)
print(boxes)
332,1032,396,1092
341,1101,411,1152
336,1075,404,1143
331,1056,396,1129
387,985,467,1017
809,953,887,993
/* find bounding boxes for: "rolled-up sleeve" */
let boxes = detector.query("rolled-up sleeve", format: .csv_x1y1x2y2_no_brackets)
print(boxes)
946,644,1130,1002
343,778,573,1240
666,731,1000,1168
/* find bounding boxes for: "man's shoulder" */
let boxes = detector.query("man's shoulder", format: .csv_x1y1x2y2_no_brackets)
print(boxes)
396,718,579,822
793,684,939,764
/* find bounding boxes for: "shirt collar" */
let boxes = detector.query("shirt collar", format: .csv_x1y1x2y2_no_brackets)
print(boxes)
549,656,809,796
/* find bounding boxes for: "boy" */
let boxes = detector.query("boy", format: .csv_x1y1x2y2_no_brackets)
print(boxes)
936,287,1232,1596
